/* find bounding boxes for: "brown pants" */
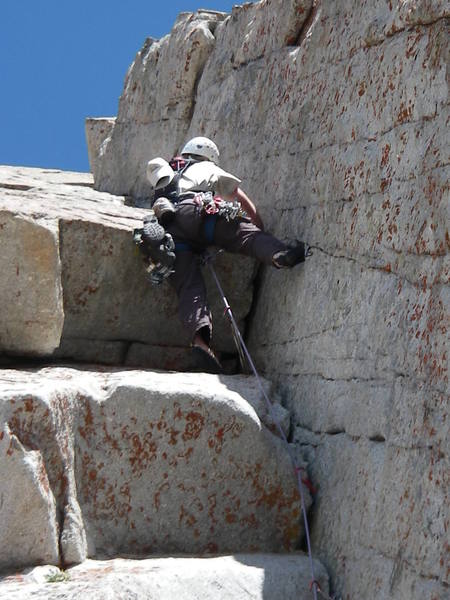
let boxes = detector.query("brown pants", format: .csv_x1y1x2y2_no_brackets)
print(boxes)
166,200,286,342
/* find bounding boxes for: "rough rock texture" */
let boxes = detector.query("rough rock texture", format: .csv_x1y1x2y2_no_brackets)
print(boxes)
0,367,305,568
86,10,228,199
86,1,449,597
0,555,329,600
0,424,59,570
0,165,256,364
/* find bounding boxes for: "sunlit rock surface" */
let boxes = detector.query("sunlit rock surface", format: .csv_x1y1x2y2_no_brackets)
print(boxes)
86,0,449,597
0,555,329,600
0,165,255,365
0,367,306,568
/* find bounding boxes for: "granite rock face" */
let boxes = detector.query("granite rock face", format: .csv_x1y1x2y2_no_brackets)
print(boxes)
86,0,449,597
0,165,255,365
0,555,329,600
0,423,60,570
0,367,306,569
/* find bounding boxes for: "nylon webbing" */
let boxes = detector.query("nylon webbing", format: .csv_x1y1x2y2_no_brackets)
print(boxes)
203,250,329,600
203,214,217,244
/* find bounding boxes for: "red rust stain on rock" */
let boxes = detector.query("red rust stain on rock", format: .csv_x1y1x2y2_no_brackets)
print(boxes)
79,401,95,440
128,432,157,475
182,411,204,441
397,102,413,124
154,482,169,510
167,427,180,446
179,504,197,527
381,144,391,167
24,398,34,413
225,512,238,524
380,178,391,192
38,461,50,495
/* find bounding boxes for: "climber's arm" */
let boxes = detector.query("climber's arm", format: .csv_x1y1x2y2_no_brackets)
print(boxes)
231,187,265,230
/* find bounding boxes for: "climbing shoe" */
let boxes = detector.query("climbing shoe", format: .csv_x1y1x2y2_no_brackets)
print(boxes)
192,344,223,374
272,241,312,268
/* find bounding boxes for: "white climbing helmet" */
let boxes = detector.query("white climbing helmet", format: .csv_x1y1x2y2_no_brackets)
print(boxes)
181,136,220,164
146,157,175,189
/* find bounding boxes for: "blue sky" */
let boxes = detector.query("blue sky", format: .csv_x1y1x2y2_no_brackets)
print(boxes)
0,1,237,173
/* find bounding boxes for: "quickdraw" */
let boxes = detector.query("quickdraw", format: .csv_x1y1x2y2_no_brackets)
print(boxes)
194,191,247,221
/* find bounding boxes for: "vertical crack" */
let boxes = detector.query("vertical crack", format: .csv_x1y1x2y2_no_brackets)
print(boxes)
293,0,321,47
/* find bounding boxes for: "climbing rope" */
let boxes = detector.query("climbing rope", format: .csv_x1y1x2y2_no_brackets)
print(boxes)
203,250,336,600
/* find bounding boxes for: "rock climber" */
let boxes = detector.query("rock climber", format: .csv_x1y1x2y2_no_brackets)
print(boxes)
138,136,311,372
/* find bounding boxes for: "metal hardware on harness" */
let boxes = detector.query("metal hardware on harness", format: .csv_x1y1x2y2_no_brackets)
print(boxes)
201,249,323,600
144,257,175,286
194,191,247,222
133,227,176,285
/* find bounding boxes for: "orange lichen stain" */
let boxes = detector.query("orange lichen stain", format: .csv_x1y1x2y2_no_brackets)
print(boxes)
397,102,413,124
154,482,170,510
24,397,34,413
128,432,157,475
78,401,95,440
405,31,423,59
240,513,259,528
381,144,391,167
205,542,218,554
207,493,218,525
180,505,197,527
177,447,194,463
225,512,238,524
173,403,183,420
38,462,50,495
380,178,391,192
182,411,204,441
377,227,383,243
167,426,180,446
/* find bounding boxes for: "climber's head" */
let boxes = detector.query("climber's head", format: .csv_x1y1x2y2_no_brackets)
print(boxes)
181,137,219,164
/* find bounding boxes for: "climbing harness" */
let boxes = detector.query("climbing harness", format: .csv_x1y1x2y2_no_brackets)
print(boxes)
192,191,247,244
201,249,337,600
193,191,247,222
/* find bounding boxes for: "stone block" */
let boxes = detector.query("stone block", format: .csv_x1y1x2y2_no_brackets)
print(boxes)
0,367,307,565
0,166,256,363
0,554,329,600
0,211,63,356
0,424,59,570
293,430,449,599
